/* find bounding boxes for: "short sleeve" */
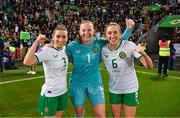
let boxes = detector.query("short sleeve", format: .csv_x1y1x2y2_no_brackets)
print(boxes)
66,45,72,58
35,47,50,62
96,37,108,48
133,50,142,59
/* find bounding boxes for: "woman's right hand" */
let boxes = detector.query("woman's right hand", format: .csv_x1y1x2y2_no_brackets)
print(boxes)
34,34,46,44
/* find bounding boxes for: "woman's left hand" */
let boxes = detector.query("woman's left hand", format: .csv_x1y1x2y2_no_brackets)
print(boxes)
126,19,135,29
134,45,146,56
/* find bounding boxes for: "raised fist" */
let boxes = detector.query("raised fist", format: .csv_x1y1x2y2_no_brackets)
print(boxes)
126,19,135,29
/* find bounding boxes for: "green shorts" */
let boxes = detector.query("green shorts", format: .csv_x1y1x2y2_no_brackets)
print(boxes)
109,91,139,106
37,92,67,116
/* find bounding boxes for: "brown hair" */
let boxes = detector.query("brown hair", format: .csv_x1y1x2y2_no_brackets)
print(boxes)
80,20,94,29
51,25,68,44
104,22,122,34
52,24,68,35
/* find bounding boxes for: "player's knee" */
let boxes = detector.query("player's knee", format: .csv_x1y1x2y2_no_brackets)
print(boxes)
75,107,85,117
94,112,105,117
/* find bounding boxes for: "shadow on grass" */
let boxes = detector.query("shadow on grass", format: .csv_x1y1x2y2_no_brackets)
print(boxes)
150,75,168,81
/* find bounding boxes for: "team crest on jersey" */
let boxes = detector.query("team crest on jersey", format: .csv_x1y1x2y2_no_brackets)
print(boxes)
93,47,98,53
53,54,58,58
119,52,126,59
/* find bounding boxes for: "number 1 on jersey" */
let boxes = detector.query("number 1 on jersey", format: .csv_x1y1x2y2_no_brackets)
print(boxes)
87,54,91,63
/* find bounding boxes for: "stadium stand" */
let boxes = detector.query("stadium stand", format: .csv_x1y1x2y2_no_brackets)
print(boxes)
0,0,179,70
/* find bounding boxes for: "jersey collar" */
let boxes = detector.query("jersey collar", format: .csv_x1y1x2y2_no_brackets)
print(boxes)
108,40,122,52
50,45,61,51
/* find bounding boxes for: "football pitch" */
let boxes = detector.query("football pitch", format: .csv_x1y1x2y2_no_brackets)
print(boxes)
0,63,180,117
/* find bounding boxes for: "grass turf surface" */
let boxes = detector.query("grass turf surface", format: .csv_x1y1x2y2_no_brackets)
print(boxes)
0,64,180,117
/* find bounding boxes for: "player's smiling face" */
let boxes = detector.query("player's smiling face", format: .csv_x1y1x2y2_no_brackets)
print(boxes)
80,23,94,44
52,30,68,49
106,25,122,45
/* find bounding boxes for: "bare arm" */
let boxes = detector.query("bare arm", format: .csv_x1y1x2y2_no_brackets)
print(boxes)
135,46,153,69
23,34,46,66
139,52,153,69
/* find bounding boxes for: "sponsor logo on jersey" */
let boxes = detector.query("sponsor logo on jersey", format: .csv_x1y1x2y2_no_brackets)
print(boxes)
113,70,120,72
93,47,98,53
103,53,108,58
75,49,80,53
53,54,58,58
119,52,126,59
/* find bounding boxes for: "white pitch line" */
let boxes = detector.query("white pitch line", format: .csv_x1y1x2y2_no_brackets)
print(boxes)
0,72,71,85
0,76,44,85
100,68,180,80
0,69,180,85
136,70,180,80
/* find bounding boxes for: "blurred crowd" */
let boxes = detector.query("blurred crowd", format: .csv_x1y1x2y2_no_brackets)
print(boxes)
172,30,180,43
0,0,180,70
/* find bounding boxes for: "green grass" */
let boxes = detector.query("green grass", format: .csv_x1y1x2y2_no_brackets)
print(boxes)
0,64,180,117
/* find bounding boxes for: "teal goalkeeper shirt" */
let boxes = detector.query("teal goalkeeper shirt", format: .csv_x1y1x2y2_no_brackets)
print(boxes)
66,28,132,87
